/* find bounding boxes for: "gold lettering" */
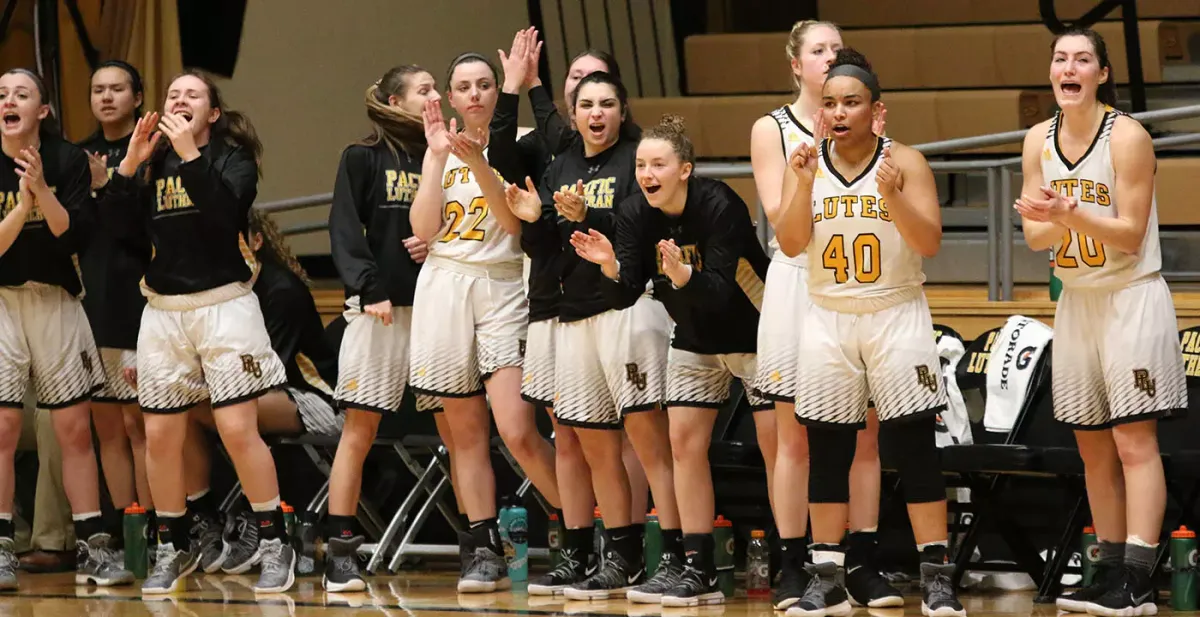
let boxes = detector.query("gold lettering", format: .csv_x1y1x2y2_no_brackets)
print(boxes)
861,195,878,219
840,195,858,218
1096,182,1111,207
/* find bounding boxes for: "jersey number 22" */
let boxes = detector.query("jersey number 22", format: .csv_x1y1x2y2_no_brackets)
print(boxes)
441,196,489,243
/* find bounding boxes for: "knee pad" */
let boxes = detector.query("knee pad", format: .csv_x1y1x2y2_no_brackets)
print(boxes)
887,415,946,503
807,426,857,503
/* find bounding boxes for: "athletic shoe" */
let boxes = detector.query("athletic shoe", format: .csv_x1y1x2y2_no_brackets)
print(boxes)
563,548,643,601
784,562,852,617
847,562,905,608
322,536,366,593
530,547,597,596
1058,563,1116,613
1085,566,1156,617
627,551,683,603
192,512,229,574
253,538,296,594
142,543,199,595
0,539,17,590
774,560,813,610
457,545,511,594
920,562,967,617
458,531,475,579
221,511,261,574
75,535,134,586
661,563,724,607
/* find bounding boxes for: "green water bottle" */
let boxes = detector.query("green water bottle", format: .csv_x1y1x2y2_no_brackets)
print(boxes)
713,516,735,597
593,507,606,558
1080,526,1098,587
548,513,563,567
281,502,297,541
1050,250,1063,301
645,509,662,575
123,502,148,579
1172,526,1198,610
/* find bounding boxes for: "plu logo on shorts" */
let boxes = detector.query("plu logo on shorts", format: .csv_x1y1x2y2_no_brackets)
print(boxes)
625,363,647,391
80,351,93,374
1133,369,1156,398
240,354,263,379
518,339,526,357
915,365,939,393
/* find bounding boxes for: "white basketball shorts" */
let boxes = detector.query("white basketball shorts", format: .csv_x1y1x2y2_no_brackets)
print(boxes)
553,296,670,429
1053,275,1187,428
409,259,529,398
794,293,948,427
753,258,808,403
0,284,104,409
137,292,287,413
521,318,557,408
95,347,138,404
667,348,771,411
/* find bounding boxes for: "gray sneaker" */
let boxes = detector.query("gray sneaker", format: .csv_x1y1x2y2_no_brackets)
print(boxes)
457,545,511,594
0,539,16,590
192,514,229,574
253,538,296,594
142,543,199,595
221,511,261,574
76,534,134,586
627,551,684,603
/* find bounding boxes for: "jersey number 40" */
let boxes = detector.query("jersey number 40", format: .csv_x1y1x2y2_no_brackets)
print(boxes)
822,233,881,284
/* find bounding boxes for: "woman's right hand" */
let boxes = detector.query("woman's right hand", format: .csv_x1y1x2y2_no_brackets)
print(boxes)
499,27,533,93
121,112,162,174
423,99,455,157
87,152,109,190
364,299,393,326
570,229,616,267
788,142,819,186
505,176,543,223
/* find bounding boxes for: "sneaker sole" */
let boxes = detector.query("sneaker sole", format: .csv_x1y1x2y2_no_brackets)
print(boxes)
528,583,570,596
661,591,726,607
1084,602,1157,617
626,589,665,604
201,542,232,574
774,597,801,610
253,550,297,594
921,601,968,617
222,548,261,575
141,557,200,596
75,572,135,587
865,595,905,608
322,575,366,593
457,577,513,594
1058,599,1090,613
563,586,630,601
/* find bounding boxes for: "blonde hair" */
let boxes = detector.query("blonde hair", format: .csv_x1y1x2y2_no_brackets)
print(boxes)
359,66,429,161
785,20,842,91
248,208,312,287
641,114,694,165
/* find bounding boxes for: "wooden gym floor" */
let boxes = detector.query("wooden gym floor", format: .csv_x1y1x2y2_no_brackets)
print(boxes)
0,570,1130,617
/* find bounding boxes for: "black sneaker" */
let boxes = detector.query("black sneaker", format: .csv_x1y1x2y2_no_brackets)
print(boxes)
920,562,966,617
846,562,904,608
661,563,724,607
322,536,365,593
563,549,643,601
1085,566,1156,617
774,560,813,610
784,562,851,617
530,547,596,596
457,545,511,594
1058,563,1115,613
627,551,683,604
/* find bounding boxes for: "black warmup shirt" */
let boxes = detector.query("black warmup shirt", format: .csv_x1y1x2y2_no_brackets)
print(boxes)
328,142,425,307
253,257,339,402
98,142,258,296
78,132,150,349
521,137,641,323
0,137,91,296
603,176,769,355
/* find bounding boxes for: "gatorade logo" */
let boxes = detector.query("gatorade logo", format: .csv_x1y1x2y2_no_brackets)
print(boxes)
726,538,736,555
1190,548,1198,569
1086,544,1102,563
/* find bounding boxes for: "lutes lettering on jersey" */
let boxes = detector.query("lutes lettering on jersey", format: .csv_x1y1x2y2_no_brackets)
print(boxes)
0,187,56,224
385,170,420,204
814,195,892,284
813,195,891,223
1048,178,1110,269
557,177,618,210
155,176,194,212
656,243,702,276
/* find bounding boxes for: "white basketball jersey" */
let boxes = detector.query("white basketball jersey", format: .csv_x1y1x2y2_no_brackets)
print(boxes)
807,137,925,313
767,105,813,266
1042,109,1161,289
428,150,522,266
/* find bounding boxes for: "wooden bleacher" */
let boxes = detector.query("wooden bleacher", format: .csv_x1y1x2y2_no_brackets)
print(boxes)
815,0,1198,28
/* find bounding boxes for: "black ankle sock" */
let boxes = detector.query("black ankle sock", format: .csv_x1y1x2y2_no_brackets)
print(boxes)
607,525,642,568
186,491,218,520
846,530,877,568
1098,540,1125,568
458,512,470,531
1125,543,1155,575
254,508,286,542
781,537,810,568
327,514,357,541
469,518,501,553
105,512,125,550
565,526,594,570
0,518,13,542
144,510,157,541
683,533,716,577
920,543,949,565
661,528,684,560
631,522,645,542
157,512,191,551
74,514,104,543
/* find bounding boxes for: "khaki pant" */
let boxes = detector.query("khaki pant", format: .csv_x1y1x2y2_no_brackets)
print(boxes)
13,388,74,552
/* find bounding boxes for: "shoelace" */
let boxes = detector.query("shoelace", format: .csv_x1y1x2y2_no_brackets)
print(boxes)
332,554,358,576
544,549,581,580
258,540,286,576
0,550,16,571
149,546,178,579
800,571,827,606
925,569,956,605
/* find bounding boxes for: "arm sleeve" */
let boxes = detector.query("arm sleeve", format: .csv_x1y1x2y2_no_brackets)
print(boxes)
95,170,150,241
328,147,388,305
519,167,561,259
600,201,649,310
487,92,527,185
672,185,750,309
261,279,312,367
529,85,575,155
176,146,258,228
53,150,96,254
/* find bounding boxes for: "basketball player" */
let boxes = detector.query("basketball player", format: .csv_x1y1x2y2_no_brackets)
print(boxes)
506,72,679,601
570,115,769,606
490,30,651,596
97,71,294,595
322,65,446,592
409,53,560,593
0,68,131,589
78,59,155,560
749,20,899,610
777,49,964,617
1016,28,1185,617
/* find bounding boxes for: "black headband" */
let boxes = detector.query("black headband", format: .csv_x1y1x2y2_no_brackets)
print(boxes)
826,64,880,101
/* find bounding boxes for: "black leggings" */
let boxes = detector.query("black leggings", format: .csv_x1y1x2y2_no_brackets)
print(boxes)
808,413,944,504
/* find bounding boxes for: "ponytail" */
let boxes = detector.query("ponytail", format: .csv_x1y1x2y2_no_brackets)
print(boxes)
248,208,311,287
358,65,429,160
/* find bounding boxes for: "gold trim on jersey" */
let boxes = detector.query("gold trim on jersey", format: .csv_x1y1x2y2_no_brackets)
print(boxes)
295,352,334,397
735,257,765,311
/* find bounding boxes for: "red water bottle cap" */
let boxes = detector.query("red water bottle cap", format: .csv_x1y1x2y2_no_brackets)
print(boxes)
1173,526,1196,539
649,508,658,517
1083,526,1095,534
751,529,765,539
549,513,559,521
124,502,145,515
714,515,732,528
594,507,602,518
281,502,294,514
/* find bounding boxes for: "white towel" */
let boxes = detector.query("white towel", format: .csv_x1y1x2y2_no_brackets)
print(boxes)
936,333,972,448
984,315,1054,433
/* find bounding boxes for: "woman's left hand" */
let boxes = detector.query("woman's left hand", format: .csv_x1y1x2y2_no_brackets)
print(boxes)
658,239,692,287
448,127,488,169
158,113,201,162
14,147,48,193
553,179,587,222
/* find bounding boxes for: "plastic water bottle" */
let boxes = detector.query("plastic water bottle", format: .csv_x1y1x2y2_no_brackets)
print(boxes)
499,497,529,582
296,510,321,575
1172,526,1198,610
746,529,770,598
1080,526,1098,586
548,512,563,567
122,503,148,579
713,515,735,597
593,507,606,557
644,509,662,575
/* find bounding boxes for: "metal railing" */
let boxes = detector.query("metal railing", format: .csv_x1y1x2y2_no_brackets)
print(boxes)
256,103,1200,301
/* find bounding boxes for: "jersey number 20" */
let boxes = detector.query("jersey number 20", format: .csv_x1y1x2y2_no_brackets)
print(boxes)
1055,230,1106,268
441,196,489,243
822,233,881,284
